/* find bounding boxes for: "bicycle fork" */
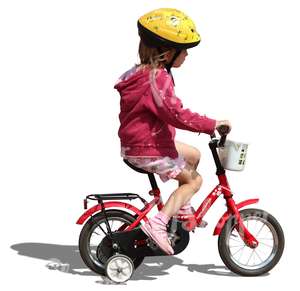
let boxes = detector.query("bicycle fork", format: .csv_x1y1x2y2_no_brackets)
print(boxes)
219,174,259,249
224,193,259,249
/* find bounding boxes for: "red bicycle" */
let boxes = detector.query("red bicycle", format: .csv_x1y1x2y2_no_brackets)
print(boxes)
76,126,284,283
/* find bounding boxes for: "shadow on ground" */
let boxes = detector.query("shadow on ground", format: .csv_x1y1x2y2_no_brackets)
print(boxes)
11,242,242,284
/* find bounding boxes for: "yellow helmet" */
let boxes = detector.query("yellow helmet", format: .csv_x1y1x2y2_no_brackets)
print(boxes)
138,8,201,49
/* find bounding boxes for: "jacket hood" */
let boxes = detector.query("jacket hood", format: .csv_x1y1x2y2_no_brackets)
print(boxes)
114,66,153,111
114,65,171,111
114,66,150,93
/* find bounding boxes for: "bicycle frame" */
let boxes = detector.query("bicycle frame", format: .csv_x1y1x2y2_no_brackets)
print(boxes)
77,137,260,249
127,174,259,248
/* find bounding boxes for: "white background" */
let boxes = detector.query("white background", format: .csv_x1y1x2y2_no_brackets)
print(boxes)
0,0,299,289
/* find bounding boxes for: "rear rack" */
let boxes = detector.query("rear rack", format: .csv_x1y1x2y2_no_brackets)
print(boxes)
86,193,143,201
84,193,147,210
83,193,147,241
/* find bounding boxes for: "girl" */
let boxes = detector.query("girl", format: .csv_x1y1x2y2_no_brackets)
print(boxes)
114,8,231,255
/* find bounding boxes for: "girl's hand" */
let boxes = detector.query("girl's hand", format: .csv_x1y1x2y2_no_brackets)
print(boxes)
215,120,232,135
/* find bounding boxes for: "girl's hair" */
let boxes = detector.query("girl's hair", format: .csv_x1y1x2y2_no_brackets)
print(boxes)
138,40,173,69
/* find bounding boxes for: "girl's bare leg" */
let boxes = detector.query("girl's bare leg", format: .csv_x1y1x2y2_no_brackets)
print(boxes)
161,141,202,217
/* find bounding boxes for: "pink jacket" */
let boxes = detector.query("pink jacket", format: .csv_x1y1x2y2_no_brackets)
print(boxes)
114,66,216,159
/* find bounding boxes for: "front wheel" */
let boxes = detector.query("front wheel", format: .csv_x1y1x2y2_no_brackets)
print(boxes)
218,208,285,276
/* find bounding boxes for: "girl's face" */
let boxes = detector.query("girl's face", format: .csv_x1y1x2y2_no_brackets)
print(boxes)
172,49,188,67
165,49,188,68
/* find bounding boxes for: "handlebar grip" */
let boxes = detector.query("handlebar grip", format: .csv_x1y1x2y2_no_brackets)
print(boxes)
217,125,230,135
217,125,230,147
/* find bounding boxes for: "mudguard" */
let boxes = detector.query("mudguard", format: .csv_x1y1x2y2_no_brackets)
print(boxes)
76,201,148,225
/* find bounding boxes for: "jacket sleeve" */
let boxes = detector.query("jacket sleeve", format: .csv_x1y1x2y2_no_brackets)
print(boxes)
145,69,216,135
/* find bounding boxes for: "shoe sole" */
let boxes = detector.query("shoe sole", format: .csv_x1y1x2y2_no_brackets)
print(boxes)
141,223,174,255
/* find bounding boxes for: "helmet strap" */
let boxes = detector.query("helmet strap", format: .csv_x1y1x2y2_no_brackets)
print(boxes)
165,49,181,72
165,48,182,85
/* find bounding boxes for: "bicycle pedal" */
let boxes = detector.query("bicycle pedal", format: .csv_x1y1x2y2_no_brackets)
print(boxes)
197,220,208,228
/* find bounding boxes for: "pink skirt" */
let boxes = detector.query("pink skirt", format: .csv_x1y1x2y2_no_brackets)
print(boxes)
125,155,186,183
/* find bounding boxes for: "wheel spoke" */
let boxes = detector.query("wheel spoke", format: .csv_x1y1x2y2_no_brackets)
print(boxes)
258,241,273,248
111,220,114,230
253,249,263,264
258,237,274,240
238,246,246,261
246,249,255,265
110,261,118,270
232,245,245,257
230,244,245,248
255,223,265,237
230,236,242,243
97,224,107,235
92,223,107,237
253,219,258,233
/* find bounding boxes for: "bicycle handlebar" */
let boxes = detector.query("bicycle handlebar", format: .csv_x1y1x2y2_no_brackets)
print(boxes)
210,124,230,147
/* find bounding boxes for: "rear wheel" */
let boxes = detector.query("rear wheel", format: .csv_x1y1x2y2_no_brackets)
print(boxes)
218,208,284,276
79,210,144,275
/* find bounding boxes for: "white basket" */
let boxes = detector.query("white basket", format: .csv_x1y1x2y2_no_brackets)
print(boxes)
218,139,249,171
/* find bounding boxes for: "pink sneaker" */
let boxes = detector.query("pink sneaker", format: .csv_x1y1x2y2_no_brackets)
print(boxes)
174,203,208,228
175,202,196,221
141,218,174,255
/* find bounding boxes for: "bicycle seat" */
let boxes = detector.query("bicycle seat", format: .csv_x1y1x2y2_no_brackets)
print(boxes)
123,159,151,174
123,159,159,190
